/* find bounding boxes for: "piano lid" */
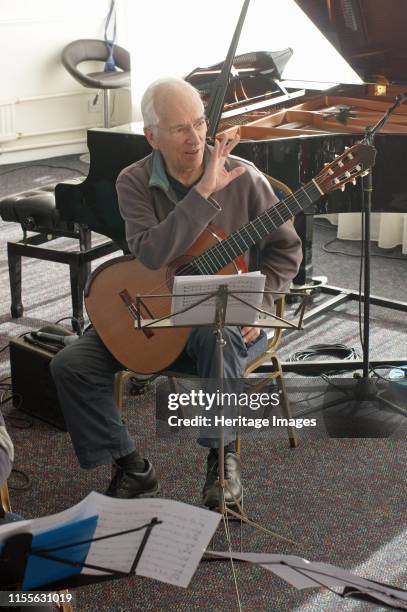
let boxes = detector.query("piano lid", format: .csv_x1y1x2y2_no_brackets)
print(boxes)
295,0,407,85
124,1,374,120
231,0,363,87
185,0,363,135
186,0,363,92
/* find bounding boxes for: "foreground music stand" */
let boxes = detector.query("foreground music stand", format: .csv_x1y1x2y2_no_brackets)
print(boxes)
136,284,307,541
0,518,161,592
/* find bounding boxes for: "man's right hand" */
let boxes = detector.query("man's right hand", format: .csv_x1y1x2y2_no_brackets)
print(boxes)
195,134,246,199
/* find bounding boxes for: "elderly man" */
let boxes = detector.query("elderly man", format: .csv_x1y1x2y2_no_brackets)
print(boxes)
51,77,302,509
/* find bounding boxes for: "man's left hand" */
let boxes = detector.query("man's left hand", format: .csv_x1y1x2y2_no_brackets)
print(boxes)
195,134,246,199
241,327,261,344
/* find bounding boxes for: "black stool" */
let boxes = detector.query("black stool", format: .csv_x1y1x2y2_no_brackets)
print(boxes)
0,181,120,332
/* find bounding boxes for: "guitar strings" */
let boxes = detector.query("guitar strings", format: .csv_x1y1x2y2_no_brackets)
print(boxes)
140,181,319,300
149,149,360,286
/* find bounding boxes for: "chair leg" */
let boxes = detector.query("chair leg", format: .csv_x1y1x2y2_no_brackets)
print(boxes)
112,371,128,477
0,482,11,513
8,244,23,318
235,430,242,456
169,377,189,420
271,356,299,448
168,377,179,395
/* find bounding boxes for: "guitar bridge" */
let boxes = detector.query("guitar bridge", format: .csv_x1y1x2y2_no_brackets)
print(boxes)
119,290,154,338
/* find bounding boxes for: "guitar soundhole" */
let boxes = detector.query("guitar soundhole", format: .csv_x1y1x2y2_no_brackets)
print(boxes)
166,256,200,290
176,262,200,276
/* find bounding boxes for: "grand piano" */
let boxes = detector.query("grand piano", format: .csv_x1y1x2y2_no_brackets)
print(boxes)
56,0,407,292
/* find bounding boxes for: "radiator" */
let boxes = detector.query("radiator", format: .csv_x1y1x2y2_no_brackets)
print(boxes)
0,102,17,142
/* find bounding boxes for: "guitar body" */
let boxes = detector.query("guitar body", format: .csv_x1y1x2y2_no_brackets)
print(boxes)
85,224,247,374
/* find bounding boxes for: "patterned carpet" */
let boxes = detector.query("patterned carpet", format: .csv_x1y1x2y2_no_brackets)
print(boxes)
0,155,406,610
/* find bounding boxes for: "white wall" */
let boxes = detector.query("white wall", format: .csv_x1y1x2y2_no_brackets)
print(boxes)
116,0,238,120
0,0,132,164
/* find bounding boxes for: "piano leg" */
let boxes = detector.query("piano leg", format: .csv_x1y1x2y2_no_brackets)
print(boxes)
69,259,86,333
8,244,23,319
78,225,92,282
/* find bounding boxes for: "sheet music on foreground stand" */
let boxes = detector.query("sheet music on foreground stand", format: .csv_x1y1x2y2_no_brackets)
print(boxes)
0,492,221,590
171,272,265,326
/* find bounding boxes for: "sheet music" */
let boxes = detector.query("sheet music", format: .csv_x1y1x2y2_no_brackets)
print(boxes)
208,552,407,606
171,271,265,325
81,493,221,588
0,497,91,541
0,492,220,588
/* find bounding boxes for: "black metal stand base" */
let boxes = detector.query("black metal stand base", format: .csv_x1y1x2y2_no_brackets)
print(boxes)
321,377,406,437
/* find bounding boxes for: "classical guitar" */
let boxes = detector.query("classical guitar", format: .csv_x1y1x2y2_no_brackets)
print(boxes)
85,143,376,374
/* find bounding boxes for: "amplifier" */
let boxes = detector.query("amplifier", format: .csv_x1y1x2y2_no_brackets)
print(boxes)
9,336,67,431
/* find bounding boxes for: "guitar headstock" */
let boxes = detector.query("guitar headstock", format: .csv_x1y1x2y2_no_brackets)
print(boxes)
314,143,376,195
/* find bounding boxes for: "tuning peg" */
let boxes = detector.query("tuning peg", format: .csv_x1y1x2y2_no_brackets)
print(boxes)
341,185,345,191
344,146,349,149
352,179,357,185
361,170,370,176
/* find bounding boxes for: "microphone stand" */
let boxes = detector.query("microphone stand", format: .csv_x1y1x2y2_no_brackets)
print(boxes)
360,93,406,383
324,93,407,426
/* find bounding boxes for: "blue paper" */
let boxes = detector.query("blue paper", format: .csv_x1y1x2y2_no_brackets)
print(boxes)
22,514,98,589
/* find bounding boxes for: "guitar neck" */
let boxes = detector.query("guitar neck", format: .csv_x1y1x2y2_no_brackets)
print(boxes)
193,180,322,275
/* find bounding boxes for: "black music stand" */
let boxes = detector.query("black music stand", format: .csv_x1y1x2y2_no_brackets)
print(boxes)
136,283,307,541
0,517,161,592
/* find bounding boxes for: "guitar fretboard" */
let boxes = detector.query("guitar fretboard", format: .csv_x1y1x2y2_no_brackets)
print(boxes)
192,180,321,275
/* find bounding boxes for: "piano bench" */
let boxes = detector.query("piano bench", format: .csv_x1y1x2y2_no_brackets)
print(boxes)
0,185,120,332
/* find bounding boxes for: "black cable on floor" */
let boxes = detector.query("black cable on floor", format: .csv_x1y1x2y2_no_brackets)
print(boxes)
322,235,407,260
8,468,31,491
288,343,360,376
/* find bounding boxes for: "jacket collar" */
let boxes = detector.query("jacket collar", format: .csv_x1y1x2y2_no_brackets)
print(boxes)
148,145,213,202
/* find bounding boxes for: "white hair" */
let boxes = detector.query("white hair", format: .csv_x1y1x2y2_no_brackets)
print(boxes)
141,77,204,133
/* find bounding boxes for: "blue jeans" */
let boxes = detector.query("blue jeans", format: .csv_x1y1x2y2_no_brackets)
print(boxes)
51,326,267,468
183,326,267,447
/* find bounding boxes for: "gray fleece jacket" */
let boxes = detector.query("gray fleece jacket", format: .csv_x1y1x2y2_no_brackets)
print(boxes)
116,147,302,310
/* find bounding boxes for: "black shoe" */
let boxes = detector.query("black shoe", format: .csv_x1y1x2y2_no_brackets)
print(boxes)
202,451,242,510
105,459,161,499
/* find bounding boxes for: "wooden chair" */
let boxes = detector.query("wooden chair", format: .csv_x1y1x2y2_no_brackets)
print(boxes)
0,481,11,513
